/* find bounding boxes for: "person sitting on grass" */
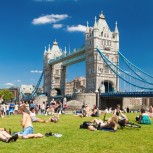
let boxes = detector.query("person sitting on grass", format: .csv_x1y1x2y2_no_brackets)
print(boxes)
87,115,119,131
0,128,18,143
17,105,44,139
91,105,99,117
136,108,151,124
114,104,129,127
30,107,46,123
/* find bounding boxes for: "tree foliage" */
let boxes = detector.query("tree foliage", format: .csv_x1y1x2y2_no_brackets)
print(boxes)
0,89,14,101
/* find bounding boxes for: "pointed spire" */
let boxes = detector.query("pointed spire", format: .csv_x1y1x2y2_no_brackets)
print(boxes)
114,21,119,33
93,16,98,29
86,21,89,33
99,11,105,19
53,39,58,45
64,46,67,54
48,44,51,52
44,46,47,55
45,46,47,52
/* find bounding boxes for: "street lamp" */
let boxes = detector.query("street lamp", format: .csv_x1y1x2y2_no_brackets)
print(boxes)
95,89,99,108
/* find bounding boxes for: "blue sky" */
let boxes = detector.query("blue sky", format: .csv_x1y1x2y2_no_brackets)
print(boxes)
0,0,153,89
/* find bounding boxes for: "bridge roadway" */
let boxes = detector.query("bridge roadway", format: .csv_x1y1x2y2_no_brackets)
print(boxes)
48,46,85,66
101,91,153,97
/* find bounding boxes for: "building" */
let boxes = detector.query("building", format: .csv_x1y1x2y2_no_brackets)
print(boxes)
85,13,119,93
8,87,19,102
65,77,86,95
43,40,63,98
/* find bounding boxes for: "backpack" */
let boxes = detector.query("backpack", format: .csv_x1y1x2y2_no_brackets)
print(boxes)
80,121,94,129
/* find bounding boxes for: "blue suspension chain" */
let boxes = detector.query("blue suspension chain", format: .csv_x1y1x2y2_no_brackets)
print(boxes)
97,48,153,86
119,51,153,79
97,48,153,90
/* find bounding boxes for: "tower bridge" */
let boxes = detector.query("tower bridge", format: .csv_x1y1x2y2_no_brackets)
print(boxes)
44,12,119,101
42,12,153,109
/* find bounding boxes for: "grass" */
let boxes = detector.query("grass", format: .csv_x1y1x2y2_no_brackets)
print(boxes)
0,113,153,153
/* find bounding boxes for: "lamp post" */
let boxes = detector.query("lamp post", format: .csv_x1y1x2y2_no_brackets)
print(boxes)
95,89,99,108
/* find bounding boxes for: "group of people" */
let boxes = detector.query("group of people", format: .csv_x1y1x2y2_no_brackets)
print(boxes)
0,98,65,143
1,100,152,143
84,104,152,131
40,98,67,115
85,104,126,131
75,104,99,117
29,107,59,123
0,105,44,143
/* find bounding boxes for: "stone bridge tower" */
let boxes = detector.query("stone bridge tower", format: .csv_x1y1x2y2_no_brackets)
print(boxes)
43,40,65,98
85,12,119,93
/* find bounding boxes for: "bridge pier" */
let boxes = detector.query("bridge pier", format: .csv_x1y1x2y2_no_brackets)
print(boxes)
72,93,96,108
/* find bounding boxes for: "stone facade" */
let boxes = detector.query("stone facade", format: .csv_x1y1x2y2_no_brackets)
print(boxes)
85,13,119,93
43,40,64,98
65,77,86,95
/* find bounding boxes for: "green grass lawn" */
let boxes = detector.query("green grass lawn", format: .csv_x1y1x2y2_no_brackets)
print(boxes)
0,113,153,153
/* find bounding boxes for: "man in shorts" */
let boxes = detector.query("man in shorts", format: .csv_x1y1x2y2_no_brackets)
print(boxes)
17,105,43,139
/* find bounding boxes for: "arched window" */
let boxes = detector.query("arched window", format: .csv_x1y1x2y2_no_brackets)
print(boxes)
101,32,103,36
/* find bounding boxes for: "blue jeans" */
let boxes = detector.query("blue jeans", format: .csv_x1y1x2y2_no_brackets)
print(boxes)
18,126,34,138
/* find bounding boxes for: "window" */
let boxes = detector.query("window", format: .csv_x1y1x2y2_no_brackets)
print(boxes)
101,32,103,36
56,70,59,75
104,66,109,74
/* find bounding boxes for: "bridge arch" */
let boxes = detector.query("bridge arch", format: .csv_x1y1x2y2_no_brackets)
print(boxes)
102,80,114,93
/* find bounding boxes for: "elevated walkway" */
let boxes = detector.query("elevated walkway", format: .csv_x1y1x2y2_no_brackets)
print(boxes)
101,91,153,97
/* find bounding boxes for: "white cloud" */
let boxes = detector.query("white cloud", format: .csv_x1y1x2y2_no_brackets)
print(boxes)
32,14,69,25
67,24,86,32
5,83,14,86
53,24,63,29
30,70,43,73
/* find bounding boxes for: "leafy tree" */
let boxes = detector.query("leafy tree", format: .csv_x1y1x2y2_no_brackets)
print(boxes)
0,89,14,101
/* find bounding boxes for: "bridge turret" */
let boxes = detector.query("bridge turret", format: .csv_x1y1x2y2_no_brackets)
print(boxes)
114,21,119,34
85,21,89,39
93,16,99,48
63,46,67,56
51,40,62,58
113,21,119,52
47,44,54,60
43,46,47,55
85,12,119,94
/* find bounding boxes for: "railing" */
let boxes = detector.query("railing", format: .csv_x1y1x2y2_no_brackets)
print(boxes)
101,91,153,97
48,46,85,64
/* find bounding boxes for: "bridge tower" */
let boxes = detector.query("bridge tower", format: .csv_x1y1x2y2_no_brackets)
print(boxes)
43,40,65,98
85,12,119,93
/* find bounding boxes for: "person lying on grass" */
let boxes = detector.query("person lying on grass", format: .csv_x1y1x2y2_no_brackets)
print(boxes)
0,128,18,143
17,105,44,139
30,107,46,123
87,115,119,131
46,113,59,123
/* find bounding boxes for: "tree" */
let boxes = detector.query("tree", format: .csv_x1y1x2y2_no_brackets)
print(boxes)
0,89,14,101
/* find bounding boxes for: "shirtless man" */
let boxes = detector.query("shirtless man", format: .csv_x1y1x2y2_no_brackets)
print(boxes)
18,105,43,139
